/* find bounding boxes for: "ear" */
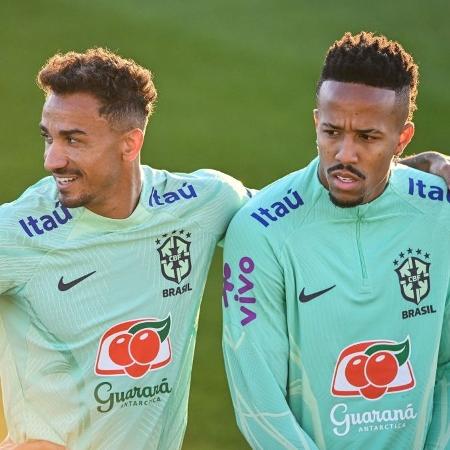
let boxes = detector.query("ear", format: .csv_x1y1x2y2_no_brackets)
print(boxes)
122,128,144,162
313,108,319,128
395,122,415,157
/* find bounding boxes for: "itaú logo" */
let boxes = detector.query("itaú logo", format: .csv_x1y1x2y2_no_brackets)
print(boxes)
18,201,72,237
331,338,415,400
95,316,172,379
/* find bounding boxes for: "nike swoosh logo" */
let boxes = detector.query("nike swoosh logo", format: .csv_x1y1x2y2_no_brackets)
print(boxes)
299,285,336,303
58,271,96,291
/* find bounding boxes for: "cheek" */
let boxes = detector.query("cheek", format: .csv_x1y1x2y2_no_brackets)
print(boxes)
94,158,121,178
367,150,395,179
89,144,122,171
317,140,335,159
98,154,124,184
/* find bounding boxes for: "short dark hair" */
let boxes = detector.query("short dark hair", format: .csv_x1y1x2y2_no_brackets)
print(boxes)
316,32,419,120
37,48,157,130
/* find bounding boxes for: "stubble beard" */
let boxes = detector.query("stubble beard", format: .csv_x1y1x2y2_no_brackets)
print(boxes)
328,192,365,208
58,190,94,209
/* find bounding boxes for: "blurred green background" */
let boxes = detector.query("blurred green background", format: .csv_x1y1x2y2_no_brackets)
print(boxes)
0,0,449,448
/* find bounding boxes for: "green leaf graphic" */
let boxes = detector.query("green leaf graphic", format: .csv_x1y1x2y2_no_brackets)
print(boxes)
128,315,171,342
365,337,410,366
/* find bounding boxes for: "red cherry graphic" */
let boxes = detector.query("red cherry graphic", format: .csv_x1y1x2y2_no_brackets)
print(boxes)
124,362,150,379
345,354,369,388
129,329,161,365
109,333,133,366
360,384,387,400
365,351,399,387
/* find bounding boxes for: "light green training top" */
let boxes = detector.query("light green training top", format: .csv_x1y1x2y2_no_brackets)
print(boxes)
223,157,450,450
0,166,249,450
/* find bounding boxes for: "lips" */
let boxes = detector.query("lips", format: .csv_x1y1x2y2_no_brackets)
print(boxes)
330,170,361,191
54,175,78,189
337,175,357,183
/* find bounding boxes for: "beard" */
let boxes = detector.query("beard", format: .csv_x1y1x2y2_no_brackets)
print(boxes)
58,190,93,209
328,192,365,208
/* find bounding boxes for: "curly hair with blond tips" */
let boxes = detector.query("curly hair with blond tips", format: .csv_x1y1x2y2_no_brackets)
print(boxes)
37,48,157,130
317,32,419,121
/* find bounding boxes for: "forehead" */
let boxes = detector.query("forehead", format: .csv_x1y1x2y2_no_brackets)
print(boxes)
41,92,108,130
317,81,397,122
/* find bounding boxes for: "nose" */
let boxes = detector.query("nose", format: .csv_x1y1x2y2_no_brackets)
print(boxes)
44,142,68,172
335,135,358,165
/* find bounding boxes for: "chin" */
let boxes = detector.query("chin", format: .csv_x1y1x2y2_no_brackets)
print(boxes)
329,193,365,208
58,193,90,209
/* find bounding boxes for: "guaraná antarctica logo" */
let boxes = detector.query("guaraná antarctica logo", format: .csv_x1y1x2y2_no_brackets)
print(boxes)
331,338,415,401
95,316,172,379
394,248,431,305
156,230,192,284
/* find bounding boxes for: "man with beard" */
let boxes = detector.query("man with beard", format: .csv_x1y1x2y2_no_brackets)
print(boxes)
0,48,250,449
223,32,450,449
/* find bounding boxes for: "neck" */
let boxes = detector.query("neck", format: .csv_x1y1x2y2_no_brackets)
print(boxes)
87,165,142,219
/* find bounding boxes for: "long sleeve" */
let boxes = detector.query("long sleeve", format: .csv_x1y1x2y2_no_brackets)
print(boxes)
222,215,319,450
424,298,450,450
0,211,35,296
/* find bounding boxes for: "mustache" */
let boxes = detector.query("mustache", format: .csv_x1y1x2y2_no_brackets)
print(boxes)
327,164,366,180
51,169,82,177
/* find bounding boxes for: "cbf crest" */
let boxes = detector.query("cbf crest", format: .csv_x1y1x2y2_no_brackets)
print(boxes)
156,230,192,284
394,248,431,305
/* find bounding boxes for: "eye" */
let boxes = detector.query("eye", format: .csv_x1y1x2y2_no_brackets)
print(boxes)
323,129,339,137
40,132,53,144
67,136,78,144
360,133,377,141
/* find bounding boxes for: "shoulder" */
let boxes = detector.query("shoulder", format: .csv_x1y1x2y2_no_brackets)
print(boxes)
0,177,77,243
227,158,320,237
141,166,248,205
1,176,57,213
390,165,450,220
140,165,250,236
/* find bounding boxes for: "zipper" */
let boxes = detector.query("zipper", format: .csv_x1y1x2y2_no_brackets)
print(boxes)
356,208,368,282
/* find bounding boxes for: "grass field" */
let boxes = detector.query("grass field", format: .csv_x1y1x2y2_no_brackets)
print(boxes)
0,0,449,448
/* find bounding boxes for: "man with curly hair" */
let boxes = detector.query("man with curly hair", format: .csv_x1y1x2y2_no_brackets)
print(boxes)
0,48,251,450
223,31,450,449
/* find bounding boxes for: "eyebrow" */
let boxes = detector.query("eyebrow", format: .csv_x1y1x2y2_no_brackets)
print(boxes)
321,122,383,134
39,124,88,136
